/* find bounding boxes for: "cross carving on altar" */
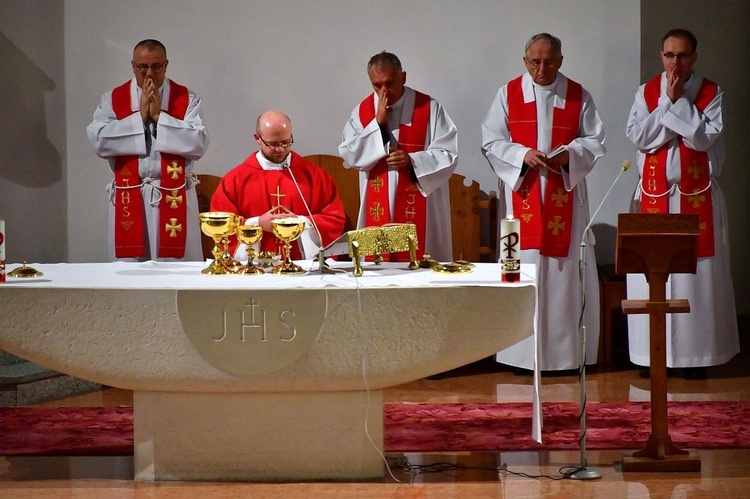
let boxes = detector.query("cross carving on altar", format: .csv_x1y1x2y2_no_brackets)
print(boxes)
271,186,286,207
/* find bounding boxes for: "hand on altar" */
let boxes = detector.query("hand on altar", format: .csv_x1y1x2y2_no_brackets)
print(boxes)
386,147,412,169
259,205,296,232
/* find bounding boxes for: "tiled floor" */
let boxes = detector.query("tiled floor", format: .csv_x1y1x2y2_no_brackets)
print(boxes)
2,324,749,498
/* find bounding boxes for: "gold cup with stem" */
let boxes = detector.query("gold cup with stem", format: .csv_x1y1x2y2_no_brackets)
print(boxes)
271,217,306,274
199,211,239,275
235,224,264,275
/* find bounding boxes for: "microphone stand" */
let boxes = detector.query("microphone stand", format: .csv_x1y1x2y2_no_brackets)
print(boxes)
568,160,630,480
283,160,333,274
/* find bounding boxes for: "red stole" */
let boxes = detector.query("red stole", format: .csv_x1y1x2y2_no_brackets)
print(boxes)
507,76,582,257
642,74,717,257
359,91,430,261
111,79,190,258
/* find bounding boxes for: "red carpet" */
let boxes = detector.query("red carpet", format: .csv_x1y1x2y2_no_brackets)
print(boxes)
1,401,750,456
0,407,133,456
385,401,750,452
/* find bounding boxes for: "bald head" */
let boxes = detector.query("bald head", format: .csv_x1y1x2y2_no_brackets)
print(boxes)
254,111,294,163
256,111,292,136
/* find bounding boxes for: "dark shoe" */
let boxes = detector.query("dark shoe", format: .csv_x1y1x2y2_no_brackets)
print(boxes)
681,367,708,380
638,366,650,378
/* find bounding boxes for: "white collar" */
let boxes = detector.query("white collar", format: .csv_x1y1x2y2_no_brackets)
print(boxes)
256,151,291,170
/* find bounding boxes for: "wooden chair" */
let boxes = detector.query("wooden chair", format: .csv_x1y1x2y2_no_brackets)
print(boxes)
304,154,360,233
449,174,498,263
194,173,222,260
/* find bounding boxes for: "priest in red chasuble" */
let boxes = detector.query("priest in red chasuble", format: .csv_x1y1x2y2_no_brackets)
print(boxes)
482,33,606,372
87,39,209,262
211,111,345,260
625,29,738,379
338,51,458,262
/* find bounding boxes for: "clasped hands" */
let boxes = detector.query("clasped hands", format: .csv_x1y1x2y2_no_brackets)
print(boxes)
666,66,685,103
140,76,162,124
258,205,298,233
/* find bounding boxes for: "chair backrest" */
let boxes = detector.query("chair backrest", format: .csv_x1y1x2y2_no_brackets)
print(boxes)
194,173,222,260
449,174,498,263
304,154,360,233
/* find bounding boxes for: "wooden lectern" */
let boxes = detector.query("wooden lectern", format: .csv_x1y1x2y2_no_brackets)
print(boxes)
615,213,701,472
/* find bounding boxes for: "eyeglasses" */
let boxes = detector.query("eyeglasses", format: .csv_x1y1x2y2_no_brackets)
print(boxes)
524,57,561,69
662,52,694,62
132,62,166,73
257,134,294,149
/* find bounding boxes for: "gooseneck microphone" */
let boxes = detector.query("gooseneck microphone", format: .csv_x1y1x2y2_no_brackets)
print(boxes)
282,159,325,268
581,160,631,244
568,159,631,481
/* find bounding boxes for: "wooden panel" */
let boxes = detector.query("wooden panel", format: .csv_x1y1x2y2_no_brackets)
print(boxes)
449,174,498,263
304,154,360,233
195,174,222,260
449,175,481,262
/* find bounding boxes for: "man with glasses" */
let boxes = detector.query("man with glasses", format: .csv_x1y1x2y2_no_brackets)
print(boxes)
626,28,738,379
338,51,458,262
87,39,209,261
211,110,345,260
481,33,606,373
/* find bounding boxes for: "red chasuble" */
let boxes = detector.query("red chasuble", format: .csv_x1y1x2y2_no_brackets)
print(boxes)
210,152,346,260
111,79,190,258
507,76,582,257
642,74,717,257
358,91,430,261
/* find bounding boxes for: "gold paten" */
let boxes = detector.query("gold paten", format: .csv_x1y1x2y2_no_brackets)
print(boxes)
271,217,306,275
8,262,43,278
256,251,280,270
432,262,472,274
199,211,240,275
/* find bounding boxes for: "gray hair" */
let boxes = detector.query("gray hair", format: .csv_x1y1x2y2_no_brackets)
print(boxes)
524,33,562,56
367,51,402,73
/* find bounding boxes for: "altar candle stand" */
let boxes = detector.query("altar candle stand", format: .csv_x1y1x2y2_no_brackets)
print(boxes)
500,217,520,282
616,213,701,472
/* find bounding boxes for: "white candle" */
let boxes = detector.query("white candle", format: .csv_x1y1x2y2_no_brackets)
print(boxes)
500,217,520,282
0,219,5,283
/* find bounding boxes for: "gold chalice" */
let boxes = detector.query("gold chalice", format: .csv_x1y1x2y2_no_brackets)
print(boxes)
271,217,306,274
199,211,239,275
235,224,264,275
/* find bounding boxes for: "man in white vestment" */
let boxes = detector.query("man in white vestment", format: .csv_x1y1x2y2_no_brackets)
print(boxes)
338,51,458,262
626,28,739,379
87,39,209,262
481,33,606,372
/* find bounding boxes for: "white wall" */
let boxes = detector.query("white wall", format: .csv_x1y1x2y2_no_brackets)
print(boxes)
62,0,640,264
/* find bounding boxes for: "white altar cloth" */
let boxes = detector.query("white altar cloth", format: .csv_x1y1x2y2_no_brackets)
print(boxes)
0,260,539,481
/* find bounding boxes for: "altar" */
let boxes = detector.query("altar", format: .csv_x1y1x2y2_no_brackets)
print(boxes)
0,260,537,481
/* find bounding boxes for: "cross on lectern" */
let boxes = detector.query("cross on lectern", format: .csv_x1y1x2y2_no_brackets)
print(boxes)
616,213,701,472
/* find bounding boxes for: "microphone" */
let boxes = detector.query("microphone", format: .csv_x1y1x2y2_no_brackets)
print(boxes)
282,159,327,270
568,159,631,480
581,160,631,244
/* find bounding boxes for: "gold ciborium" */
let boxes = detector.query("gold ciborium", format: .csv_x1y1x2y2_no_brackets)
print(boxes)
271,217,306,274
235,224,264,275
199,211,239,275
